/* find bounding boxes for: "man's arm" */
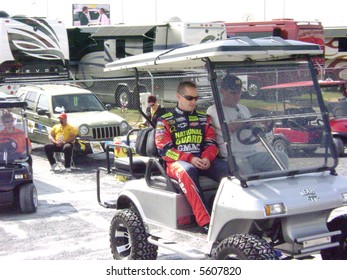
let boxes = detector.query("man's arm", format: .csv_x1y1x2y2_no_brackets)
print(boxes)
48,127,57,144
201,116,218,162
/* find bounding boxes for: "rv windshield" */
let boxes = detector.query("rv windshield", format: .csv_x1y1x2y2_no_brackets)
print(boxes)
0,110,29,163
207,61,336,181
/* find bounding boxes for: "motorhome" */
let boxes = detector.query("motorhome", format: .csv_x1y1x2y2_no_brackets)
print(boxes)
324,26,347,80
67,20,226,108
0,13,70,94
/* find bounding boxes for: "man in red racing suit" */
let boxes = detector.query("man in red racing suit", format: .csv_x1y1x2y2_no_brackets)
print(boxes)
155,81,229,231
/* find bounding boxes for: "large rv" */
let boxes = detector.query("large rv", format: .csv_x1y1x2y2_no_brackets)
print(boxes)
67,20,226,108
324,27,347,80
0,13,70,94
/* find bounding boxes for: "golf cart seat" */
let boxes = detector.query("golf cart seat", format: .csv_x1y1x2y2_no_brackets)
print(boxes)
283,107,316,127
111,127,155,179
297,107,317,125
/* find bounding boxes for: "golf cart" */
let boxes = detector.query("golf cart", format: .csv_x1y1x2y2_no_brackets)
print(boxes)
97,37,347,260
260,80,347,157
0,99,38,213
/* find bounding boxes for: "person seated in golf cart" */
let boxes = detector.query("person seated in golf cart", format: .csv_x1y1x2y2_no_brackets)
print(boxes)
155,81,229,233
0,111,30,163
207,75,288,175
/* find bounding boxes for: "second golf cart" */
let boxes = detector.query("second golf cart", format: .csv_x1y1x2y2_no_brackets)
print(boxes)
0,98,37,213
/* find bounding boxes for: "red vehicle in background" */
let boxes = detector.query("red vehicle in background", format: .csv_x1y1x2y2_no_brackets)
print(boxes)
225,18,325,53
225,19,326,97
261,80,347,157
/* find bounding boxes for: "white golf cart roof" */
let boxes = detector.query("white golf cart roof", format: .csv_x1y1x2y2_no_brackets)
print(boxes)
105,36,322,72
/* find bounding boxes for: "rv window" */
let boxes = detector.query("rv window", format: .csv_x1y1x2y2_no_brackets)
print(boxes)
339,38,347,52
116,40,126,59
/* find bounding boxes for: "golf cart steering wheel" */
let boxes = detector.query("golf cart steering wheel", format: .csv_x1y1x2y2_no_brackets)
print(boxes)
0,138,18,154
236,114,274,145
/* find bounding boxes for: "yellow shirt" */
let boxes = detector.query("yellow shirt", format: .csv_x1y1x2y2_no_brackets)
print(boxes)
50,123,78,142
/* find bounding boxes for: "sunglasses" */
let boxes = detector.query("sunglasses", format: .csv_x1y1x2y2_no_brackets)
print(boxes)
180,94,199,101
3,120,13,124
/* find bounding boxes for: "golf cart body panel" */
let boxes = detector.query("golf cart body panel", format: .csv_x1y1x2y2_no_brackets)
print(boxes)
98,37,347,259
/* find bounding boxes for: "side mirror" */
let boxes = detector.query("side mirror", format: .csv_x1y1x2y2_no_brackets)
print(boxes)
105,104,112,111
37,109,50,117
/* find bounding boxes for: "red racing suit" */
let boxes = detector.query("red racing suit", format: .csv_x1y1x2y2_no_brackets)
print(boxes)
155,107,219,226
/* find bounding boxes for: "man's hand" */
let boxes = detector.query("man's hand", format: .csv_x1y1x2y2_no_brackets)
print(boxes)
56,139,64,147
191,157,211,170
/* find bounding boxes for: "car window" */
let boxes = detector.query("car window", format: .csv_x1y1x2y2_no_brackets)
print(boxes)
37,94,49,112
24,91,38,111
52,93,105,113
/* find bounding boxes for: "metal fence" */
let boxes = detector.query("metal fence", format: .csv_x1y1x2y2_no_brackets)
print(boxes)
0,72,213,128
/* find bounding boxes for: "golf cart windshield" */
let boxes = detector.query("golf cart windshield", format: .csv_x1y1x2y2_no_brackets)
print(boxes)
104,37,330,182
216,61,336,181
0,108,29,164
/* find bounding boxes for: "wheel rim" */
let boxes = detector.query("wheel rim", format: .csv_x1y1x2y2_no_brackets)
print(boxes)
248,83,259,97
119,91,129,107
114,223,132,258
273,140,286,152
220,253,240,260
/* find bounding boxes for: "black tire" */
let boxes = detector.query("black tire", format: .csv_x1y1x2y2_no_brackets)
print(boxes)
321,215,347,260
273,138,289,154
213,234,279,260
333,137,345,157
19,183,38,213
115,87,131,108
109,209,158,260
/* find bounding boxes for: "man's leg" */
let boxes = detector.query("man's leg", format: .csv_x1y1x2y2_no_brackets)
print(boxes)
201,158,229,182
62,143,73,168
167,161,210,227
44,143,59,166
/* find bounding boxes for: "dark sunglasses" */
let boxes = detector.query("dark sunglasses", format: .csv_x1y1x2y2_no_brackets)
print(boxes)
3,120,13,124
180,94,199,101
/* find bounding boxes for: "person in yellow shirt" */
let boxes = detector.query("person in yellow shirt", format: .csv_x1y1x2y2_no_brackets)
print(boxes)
44,113,77,172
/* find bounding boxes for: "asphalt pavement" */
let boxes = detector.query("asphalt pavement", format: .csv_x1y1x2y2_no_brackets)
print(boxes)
0,144,347,260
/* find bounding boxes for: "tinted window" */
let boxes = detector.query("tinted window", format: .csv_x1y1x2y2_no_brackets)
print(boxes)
52,93,105,113
24,91,38,110
37,94,49,111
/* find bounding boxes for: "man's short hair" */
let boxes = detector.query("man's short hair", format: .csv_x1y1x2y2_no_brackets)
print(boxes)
82,6,88,12
220,75,242,91
177,81,197,95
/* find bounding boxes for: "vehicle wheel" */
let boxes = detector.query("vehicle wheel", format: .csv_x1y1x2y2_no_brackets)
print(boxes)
333,137,345,156
19,183,38,213
320,215,347,260
273,138,289,154
213,234,279,260
115,87,131,108
109,209,158,260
